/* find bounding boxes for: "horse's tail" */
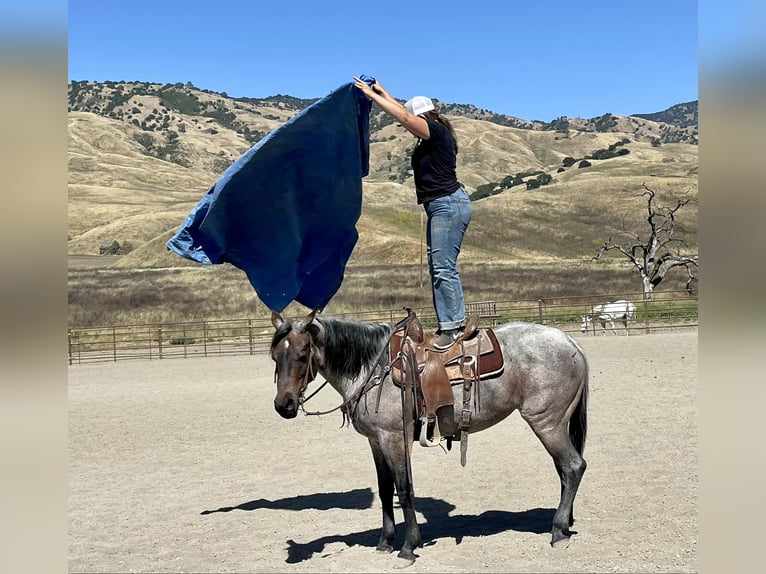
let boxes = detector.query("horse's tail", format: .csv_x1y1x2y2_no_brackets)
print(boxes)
568,340,589,456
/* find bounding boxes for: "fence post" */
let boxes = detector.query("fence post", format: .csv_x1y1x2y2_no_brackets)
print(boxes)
203,322,208,357
248,319,254,355
642,297,650,334
68,331,73,365
112,326,117,362
158,326,163,359
537,299,544,324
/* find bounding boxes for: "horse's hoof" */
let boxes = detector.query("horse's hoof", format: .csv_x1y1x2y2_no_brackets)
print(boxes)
396,548,417,566
550,529,576,548
376,544,394,554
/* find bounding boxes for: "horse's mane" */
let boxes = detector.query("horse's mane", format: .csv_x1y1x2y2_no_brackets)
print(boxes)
270,315,394,379
318,316,394,379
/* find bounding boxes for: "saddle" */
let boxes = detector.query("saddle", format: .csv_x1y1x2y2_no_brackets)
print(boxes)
389,311,505,454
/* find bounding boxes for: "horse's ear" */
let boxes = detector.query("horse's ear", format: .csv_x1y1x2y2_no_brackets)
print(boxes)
271,311,284,328
303,309,322,340
300,308,318,332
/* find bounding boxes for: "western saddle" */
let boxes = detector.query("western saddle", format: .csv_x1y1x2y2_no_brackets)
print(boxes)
389,309,504,463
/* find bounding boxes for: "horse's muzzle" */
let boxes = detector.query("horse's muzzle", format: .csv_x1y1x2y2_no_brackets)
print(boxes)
274,397,299,419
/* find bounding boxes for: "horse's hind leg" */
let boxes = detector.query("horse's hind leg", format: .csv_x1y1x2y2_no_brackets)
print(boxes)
528,423,587,546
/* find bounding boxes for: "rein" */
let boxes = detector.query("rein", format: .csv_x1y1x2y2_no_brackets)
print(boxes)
299,340,393,420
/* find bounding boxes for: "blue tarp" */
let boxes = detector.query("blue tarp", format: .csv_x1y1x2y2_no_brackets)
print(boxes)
166,80,373,312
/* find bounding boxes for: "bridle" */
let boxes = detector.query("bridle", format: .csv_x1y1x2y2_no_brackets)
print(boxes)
272,335,320,406
272,309,418,421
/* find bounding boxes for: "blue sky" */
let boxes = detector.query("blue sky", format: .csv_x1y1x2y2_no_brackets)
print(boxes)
64,0,700,121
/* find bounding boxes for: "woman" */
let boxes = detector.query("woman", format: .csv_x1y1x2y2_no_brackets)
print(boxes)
353,77,471,350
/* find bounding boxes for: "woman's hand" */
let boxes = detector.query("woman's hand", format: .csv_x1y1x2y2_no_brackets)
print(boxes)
352,76,427,138
353,76,376,99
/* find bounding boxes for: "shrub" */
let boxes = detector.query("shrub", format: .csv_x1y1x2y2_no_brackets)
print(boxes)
501,175,516,188
471,182,509,201
133,133,154,152
158,88,202,115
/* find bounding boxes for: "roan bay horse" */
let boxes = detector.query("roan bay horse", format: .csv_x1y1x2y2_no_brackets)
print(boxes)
270,309,589,563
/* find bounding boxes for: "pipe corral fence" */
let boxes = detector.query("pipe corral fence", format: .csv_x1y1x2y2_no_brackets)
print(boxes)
68,291,697,365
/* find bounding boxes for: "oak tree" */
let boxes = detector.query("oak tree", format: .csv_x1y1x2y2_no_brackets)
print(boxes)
591,183,698,300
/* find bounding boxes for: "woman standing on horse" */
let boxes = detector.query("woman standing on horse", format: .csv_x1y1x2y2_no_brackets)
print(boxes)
353,77,471,350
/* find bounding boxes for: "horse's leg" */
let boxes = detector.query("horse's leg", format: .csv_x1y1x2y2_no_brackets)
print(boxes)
524,420,587,546
379,431,421,562
369,433,421,561
369,441,396,553
393,456,421,561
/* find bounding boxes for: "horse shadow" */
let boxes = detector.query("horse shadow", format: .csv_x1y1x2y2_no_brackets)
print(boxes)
201,488,555,564
200,487,375,514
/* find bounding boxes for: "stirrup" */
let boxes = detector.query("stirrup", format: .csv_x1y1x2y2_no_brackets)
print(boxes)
419,415,442,447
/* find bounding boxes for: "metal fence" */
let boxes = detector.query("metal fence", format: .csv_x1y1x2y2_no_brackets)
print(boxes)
67,291,697,365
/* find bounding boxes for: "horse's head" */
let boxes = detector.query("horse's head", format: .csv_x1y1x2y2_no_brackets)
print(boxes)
270,310,324,419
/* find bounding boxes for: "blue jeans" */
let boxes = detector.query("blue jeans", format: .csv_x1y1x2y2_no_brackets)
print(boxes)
424,187,472,331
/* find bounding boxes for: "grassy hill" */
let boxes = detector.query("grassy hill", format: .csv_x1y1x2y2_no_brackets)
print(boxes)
67,81,697,327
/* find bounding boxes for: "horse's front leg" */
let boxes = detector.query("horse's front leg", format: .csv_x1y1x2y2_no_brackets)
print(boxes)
369,441,396,553
387,438,421,562
393,469,420,562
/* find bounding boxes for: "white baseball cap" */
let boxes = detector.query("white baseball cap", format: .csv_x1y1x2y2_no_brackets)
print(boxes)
405,95,435,116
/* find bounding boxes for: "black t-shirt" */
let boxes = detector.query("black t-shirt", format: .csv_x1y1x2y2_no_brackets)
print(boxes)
411,118,461,204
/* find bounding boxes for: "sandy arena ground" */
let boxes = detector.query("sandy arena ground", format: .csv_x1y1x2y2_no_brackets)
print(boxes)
68,329,697,573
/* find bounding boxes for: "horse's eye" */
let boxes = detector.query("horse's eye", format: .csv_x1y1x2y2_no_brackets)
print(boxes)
297,355,307,363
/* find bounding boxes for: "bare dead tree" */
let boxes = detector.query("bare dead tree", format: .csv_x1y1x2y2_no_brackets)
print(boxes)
591,183,698,301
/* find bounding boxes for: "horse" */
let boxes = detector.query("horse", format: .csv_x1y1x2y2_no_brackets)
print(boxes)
580,299,637,335
269,310,589,564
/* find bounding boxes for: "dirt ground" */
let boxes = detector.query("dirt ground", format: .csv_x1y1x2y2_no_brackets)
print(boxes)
68,329,698,573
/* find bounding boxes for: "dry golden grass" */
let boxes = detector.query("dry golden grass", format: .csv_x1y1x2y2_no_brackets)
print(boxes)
68,258,694,329
68,102,697,328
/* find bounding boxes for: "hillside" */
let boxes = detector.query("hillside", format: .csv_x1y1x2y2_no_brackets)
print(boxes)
68,81,697,268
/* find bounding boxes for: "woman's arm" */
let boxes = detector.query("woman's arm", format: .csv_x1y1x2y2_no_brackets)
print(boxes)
353,77,430,140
